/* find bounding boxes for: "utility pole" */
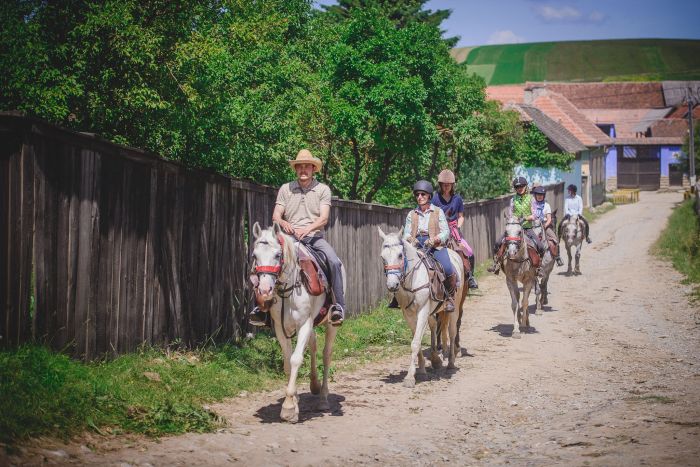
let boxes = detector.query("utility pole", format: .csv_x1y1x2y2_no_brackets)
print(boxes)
688,87,696,188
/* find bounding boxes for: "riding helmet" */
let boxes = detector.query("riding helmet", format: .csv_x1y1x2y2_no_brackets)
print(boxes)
512,176,528,188
437,169,456,184
532,185,546,195
412,180,433,195
567,184,577,193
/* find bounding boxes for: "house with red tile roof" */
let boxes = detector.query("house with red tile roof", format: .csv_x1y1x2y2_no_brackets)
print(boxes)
488,84,610,206
488,81,698,192
526,81,697,190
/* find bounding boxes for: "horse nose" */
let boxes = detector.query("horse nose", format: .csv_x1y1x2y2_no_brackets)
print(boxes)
388,284,399,292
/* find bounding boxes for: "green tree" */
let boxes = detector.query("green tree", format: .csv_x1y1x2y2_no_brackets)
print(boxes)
520,125,575,171
321,0,458,46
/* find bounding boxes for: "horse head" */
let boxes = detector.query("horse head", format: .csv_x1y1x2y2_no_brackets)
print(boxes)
504,216,525,260
563,215,581,243
378,227,406,292
251,222,293,300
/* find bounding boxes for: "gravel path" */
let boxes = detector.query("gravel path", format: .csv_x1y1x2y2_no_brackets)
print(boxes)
14,191,700,466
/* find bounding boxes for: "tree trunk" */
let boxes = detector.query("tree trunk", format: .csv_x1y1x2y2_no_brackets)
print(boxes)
364,148,395,203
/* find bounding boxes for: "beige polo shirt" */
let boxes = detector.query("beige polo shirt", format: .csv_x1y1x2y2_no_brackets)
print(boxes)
275,179,332,236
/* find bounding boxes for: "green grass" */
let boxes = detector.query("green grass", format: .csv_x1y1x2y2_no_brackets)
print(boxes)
457,39,700,84
653,199,700,300
0,304,414,445
584,202,615,223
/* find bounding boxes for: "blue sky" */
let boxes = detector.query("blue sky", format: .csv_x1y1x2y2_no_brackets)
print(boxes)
315,1,700,47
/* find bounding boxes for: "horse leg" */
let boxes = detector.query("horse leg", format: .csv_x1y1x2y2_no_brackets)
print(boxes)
317,322,338,412
522,280,533,330
575,243,582,275
428,315,442,371
447,300,459,369
541,276,549,306
308,330,321,396
272,317,293,377
281,318,313,423
455,284,467,356
405,304,430,388
507,278,521,338
566,245,573,275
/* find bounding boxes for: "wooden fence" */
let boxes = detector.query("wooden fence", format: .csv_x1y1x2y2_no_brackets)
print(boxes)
1,115,563,359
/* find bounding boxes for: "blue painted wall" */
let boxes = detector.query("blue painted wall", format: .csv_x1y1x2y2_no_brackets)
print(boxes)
660,146,682,176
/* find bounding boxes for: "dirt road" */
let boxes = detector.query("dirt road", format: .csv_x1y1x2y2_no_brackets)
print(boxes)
18,191,700,466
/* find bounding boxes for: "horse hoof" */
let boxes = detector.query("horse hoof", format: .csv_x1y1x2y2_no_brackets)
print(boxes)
416,367,428,376
447,362,457,370
459,347,468,357
280,406,299,423
512,332,522,339
416,372,429,381
316,398,330,412
430,358,443,370
403,378,416,388
535,309,543,316
310,380,321,395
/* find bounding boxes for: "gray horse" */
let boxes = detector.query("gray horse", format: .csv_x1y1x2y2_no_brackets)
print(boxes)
561,214,584,275
501,217,538,338
531,219,554,313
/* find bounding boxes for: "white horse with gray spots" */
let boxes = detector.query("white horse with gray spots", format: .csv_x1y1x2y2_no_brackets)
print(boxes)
377,228,464,387
251,222,344,423
561,214,584,275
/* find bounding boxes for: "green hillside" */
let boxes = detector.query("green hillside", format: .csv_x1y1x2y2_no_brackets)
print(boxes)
452,39,700,85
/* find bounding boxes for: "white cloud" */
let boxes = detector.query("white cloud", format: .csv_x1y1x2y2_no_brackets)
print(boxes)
534,4,606,23
536,5,582,21
488,30,525,45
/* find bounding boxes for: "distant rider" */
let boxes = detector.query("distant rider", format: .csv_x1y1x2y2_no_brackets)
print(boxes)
558,184,592,243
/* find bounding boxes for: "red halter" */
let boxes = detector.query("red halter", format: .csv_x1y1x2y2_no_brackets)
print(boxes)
254,234,285,275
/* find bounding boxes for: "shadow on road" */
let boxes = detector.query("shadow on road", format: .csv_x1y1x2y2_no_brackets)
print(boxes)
489,323,539,337
254,392,346,424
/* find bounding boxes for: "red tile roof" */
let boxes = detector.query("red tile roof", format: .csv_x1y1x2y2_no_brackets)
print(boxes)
614,137,684,145
486,85,526,105
527,82,665,109
531,92,611,147
579,109,652,138
649,119,689,138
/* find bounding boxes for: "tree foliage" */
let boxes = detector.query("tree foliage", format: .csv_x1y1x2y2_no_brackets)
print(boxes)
0,0,568,205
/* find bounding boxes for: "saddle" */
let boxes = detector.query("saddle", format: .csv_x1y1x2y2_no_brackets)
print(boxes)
416,250,448,302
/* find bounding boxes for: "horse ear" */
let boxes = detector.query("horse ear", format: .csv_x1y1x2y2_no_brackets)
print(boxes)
272,221,282,236
252,222,262,239
377,226,387,240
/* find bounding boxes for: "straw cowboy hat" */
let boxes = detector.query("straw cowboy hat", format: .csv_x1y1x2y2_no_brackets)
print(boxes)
289,149,322,172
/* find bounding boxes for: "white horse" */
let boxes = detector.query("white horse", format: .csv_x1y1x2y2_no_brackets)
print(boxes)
501,217,538,338
251,222,345,423
377,228,464,387
531,219,554,314
561,215,584,275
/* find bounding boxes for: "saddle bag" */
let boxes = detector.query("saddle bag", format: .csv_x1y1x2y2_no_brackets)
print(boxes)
299,258,325,296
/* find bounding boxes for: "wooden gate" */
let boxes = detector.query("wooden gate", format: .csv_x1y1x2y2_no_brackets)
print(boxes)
618,146,660,190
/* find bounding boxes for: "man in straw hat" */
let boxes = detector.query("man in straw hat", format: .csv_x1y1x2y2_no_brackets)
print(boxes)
249,149,346,326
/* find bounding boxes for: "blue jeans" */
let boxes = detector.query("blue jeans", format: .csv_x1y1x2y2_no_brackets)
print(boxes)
416,235,455,276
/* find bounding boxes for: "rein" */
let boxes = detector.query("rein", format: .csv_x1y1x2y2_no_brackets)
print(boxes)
383,241,444,313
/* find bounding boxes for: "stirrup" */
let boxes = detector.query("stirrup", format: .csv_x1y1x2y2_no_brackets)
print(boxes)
248,306,268,327
329,304,344,326
467,274,479,289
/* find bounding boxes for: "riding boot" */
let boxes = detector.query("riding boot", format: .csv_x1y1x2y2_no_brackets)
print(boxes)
487,244,505,274
248,306,269,328
443,274,458,313
388,295,399,308
467,255,479,289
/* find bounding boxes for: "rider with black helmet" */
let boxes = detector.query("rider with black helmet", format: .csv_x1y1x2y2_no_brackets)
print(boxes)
559,184,592,243
400,180,459,312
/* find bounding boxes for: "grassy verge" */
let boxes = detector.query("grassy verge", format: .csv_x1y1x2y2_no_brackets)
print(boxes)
653,198,700,300
0,304,415,446
584,201,615,223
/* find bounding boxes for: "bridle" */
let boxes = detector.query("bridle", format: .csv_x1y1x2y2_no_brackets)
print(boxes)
253,234,286,279
383,242,407,278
